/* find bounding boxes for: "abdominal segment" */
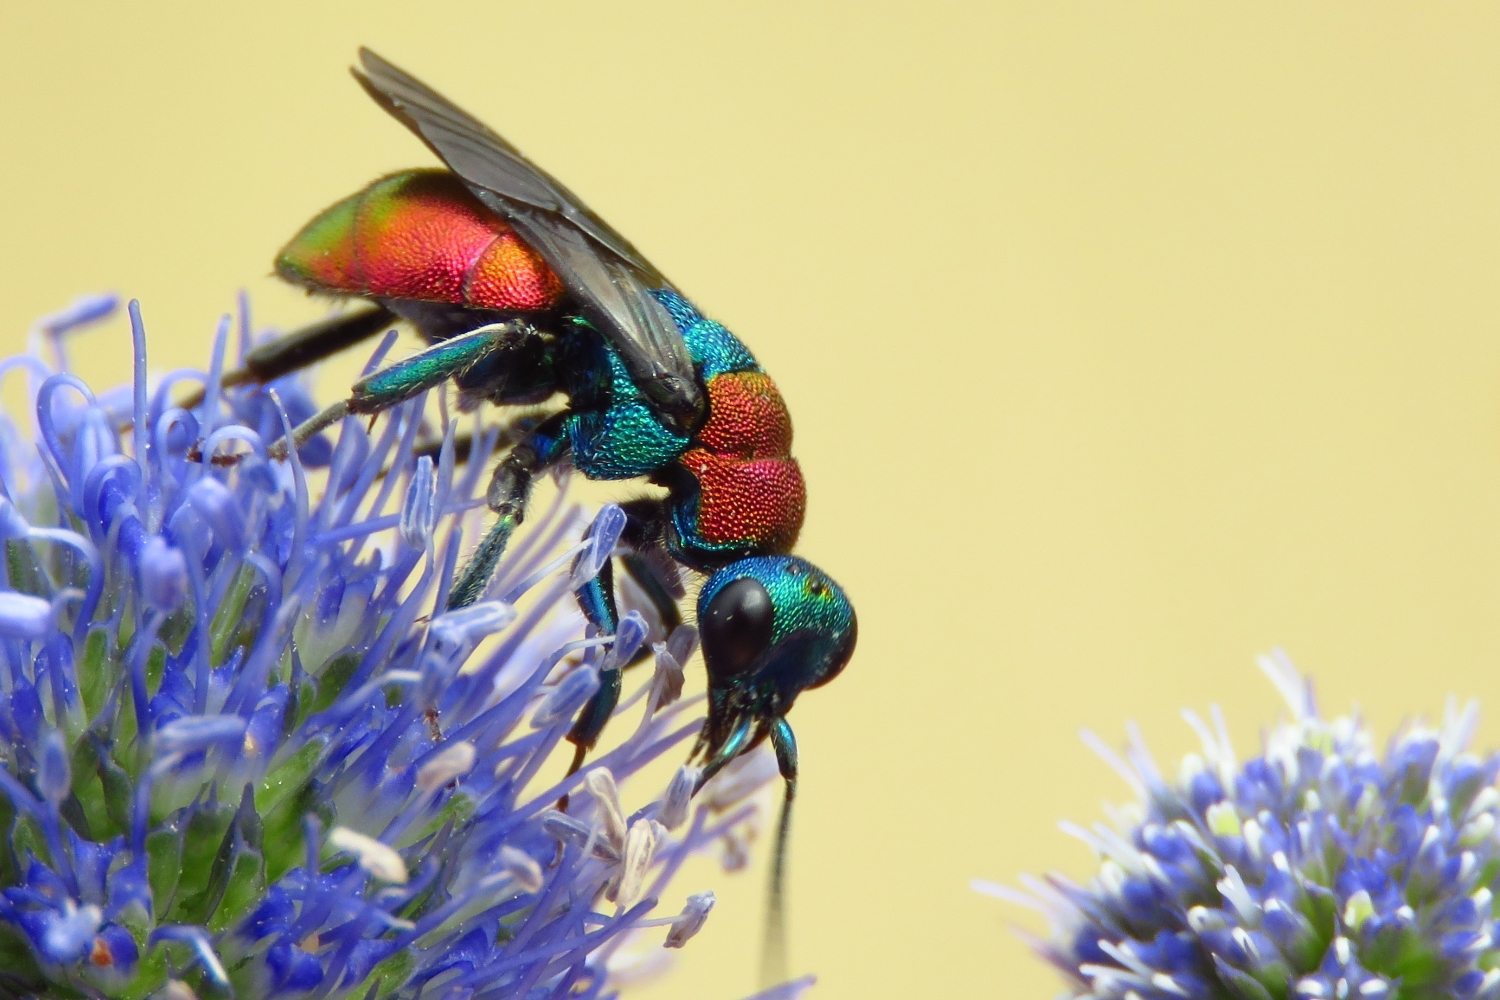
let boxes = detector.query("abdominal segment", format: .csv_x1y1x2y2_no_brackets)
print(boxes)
276,169,564,313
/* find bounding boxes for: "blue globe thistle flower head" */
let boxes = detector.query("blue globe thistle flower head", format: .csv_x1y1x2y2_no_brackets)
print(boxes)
0,294,781,999
979,651,1500,1000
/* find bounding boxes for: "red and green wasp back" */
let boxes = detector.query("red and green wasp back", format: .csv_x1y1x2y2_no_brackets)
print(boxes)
278,170,564,313
276,168,808,564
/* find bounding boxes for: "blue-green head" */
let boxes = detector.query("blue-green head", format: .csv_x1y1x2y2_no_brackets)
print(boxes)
693,555,856,778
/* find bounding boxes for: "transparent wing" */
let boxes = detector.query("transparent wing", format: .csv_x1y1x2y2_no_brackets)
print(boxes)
354,49,701,421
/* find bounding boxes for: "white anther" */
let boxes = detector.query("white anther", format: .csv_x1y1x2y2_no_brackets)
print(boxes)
328,827,407,884
649,642,686,710
415,741,476,793
658,765,699,831
614,819,663,909
585,767,628,850
498,846,544,893
665,891,715,948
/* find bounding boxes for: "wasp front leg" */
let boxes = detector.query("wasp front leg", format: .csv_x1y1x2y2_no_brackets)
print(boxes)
267,321,536,459
617,497,686,646
564,555,622,745
554,553,623,810
558,500,682,798
446,413,569,609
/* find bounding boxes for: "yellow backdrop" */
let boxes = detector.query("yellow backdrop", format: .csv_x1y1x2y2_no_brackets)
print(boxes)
4,3,1500,998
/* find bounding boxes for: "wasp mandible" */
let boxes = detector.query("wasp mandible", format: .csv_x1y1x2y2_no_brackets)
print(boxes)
207,50,856,980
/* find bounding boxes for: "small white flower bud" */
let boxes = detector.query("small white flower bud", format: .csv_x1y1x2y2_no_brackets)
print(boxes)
399,455,437,549
658,765,699,831
664,891,715,948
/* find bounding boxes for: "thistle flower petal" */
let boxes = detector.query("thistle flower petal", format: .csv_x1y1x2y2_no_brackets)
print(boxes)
535,664,602,728
139,535,188,610
36,729,69,804
0,590,54,639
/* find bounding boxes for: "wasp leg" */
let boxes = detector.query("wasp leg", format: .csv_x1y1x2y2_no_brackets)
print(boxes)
554,555,622,813
613,497,684,666
557,500,686,807
565,557,622,743
178,305,396,411
619,553,682,665
446,412,569,610
266,321,532,460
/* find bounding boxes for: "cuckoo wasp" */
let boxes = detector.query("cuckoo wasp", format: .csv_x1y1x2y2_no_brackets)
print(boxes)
203,50,856,981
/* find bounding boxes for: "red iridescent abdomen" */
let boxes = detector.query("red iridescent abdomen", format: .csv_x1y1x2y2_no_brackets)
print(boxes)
275,169,565,313
678,371,806,554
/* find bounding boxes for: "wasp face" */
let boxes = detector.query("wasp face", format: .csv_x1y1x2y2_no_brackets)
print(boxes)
697,556,856,726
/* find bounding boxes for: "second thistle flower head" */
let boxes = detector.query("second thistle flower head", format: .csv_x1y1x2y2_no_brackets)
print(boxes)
982,652,1500,1000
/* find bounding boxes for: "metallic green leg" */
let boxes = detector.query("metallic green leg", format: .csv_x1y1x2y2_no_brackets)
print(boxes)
446,412,569,609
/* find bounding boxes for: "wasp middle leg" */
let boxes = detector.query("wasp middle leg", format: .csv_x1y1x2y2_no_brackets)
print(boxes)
445,412,569,610
555,499,687,807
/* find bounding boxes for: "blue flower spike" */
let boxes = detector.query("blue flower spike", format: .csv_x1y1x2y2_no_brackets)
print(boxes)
0,295,783,999
980,650,1500,1000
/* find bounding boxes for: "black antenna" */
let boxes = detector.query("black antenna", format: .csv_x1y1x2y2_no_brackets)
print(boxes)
761,774,796,987
762,717,801,987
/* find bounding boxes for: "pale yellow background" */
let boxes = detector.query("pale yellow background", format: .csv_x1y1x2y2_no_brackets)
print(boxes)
3,3,1499,998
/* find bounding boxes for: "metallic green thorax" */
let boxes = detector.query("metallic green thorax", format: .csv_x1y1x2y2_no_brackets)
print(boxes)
559,290,758,481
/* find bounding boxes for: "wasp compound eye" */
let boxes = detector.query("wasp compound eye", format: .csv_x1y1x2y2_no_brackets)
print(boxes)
701,577,775,679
